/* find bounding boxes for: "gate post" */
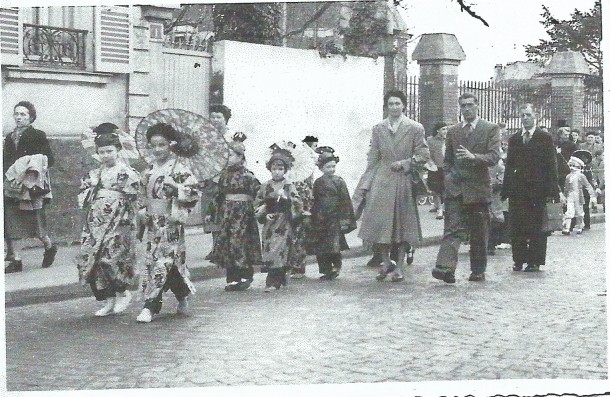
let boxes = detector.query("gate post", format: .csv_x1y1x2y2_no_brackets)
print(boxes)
545,51,590,135
412,33,465,136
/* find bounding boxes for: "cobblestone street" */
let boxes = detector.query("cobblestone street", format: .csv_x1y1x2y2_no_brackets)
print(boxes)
5,225,607,392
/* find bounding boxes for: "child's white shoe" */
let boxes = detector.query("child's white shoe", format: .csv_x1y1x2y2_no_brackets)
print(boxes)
95,298,116,317
136,308,153,323
113,290,132,314
176,298,189,315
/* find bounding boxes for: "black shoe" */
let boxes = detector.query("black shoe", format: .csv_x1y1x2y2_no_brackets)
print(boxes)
42,244,58,268
366,254,382,267
523,264,540,272
468,272,485,281
319,274,333,280
5,259,23,273
512,263,524,272
406,248,415,265
432,268,455,284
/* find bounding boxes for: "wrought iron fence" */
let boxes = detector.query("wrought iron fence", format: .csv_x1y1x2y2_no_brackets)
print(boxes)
396,74,419,121
22,23,87,68
583,85,603,133
459,80,552,132
163,30,213,53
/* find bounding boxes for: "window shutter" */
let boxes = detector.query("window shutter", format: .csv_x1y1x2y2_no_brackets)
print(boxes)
94,5,131,73
0,7,22,66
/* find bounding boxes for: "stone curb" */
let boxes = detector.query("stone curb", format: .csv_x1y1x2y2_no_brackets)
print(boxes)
5,214,604,308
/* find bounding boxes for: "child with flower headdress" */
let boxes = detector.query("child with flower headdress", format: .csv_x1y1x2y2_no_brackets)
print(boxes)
207,132,262,291
307,147,356,280
287,136,318,279
81,122,139,165
77,124,141,317
561,156,596,235
254,145,303,292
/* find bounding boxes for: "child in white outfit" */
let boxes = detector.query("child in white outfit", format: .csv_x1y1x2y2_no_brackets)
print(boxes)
562,156,596,235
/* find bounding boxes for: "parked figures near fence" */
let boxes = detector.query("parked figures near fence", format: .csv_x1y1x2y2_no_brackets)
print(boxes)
501,104,559,273
432,92,500,283
77,130,140,317
306,147,356,280
207,133,262,292
426,121,447,220
4,101,58,274
357,90,429,283
254,146,303,292
137,124,200,323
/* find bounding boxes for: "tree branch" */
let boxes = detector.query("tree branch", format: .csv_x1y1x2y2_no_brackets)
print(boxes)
455,0,489,27
281,3,333,38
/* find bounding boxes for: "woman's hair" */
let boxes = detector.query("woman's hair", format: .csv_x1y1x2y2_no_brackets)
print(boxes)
14,101,37,123
384,90,407,106
94,132,122,150
209,104,232,123
432,122,447,136
146,123,178,143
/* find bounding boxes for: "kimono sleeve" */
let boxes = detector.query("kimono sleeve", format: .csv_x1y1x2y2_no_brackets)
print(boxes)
172,164,201,208
336,177,357,233
77,170,97,209
287,182,303,220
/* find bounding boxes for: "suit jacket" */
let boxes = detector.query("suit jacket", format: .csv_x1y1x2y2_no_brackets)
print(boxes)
443,118,500,203
502,127,559,200
3,126,54,173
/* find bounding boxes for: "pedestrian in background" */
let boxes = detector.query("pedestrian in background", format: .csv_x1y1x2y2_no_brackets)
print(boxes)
357,90,429,283
77,128,140,316
4,101,58,273
136,124,200,323
487,139,508,255
207,133,262,292
307,147,356,280
502,104,559,272
427,121,447,220
432,92,500,283
254,146,303,292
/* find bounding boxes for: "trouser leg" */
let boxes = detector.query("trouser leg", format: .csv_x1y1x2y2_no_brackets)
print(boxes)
528,233,548,266
435,197,464,273
317,254,333,275
465,203,489,274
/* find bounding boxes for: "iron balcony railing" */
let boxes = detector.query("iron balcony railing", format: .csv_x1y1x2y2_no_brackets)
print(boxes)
23,23,87,69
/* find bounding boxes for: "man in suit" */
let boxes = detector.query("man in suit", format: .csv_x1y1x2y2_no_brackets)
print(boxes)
432,92,500,283
501,103,559,272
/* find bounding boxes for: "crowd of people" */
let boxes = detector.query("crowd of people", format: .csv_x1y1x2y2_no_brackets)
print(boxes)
2,93,604,322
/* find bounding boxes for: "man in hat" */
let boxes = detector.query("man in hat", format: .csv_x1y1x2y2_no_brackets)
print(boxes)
502,103,559,272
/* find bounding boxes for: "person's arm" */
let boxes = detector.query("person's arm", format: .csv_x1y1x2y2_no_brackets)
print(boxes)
543,134,560,200
470,124,500,166
402,124,430,173
36,129,54,167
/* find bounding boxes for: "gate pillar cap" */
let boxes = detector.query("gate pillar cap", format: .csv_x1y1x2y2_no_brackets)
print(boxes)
545,51,590,76
412,33,466,63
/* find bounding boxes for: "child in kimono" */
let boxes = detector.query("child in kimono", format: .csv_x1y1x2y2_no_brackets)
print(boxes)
77,129,141,317
307,147,356,280
136,123,200,323
254,147,303,292
561,156,597,235
207,133,262,291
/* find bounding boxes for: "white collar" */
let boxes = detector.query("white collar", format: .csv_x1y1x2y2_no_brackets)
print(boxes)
462,117,479,129
521,127,536,136
384,114,407,133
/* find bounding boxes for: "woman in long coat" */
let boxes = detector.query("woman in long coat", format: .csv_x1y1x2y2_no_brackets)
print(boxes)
358,90,429,281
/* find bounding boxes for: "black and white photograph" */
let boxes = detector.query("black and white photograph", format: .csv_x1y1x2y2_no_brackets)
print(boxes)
1,0,607,396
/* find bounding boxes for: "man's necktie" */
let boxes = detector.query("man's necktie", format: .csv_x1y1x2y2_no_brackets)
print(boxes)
464,123,472,136
523,131,531,144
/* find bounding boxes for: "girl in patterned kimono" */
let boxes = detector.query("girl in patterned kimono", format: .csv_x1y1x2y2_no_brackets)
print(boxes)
207,133,262,291
254,147,303,292
287,136,318,279
77,131,141,317
307,147,356,280
136,123,200,323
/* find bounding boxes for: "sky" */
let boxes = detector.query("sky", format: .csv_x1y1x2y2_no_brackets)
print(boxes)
401,0,598,80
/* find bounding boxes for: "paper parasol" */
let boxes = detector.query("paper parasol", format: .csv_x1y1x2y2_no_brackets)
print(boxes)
135,109,230,182
269,140,317,183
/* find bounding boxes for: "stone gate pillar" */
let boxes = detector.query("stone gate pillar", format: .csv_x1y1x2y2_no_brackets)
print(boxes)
412,33,465,136
545,51,590,134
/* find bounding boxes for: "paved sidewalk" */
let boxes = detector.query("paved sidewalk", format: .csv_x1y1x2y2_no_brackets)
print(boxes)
4,206,604,307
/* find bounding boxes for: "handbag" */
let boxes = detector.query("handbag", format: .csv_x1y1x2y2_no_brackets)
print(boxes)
411,169,429,198
541,201,563,233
